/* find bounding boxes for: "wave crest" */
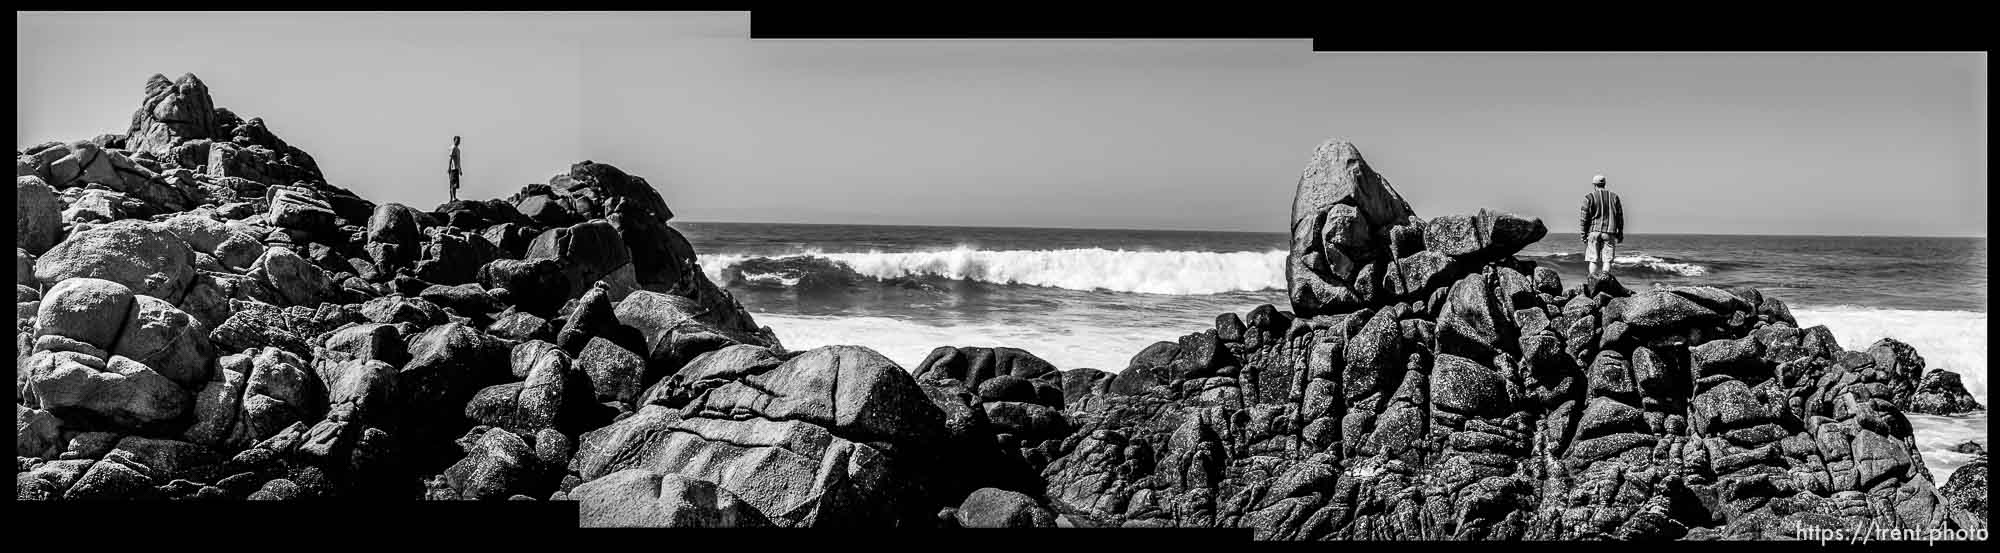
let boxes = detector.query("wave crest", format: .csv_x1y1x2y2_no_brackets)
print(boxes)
702,247,1288,295
1530,252,1711,276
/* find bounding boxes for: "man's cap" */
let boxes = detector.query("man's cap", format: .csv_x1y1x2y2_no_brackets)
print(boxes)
1592,174,1607,184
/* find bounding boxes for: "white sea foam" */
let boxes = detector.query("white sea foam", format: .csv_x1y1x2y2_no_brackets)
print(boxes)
739,272,802,287
1536,252,1711,276
703,247,1289,295
1786,307,1988,482
1792,306,1988,405
1907,413,1988,483
754,312,1177,374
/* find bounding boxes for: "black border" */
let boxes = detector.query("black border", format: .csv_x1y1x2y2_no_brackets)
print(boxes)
11,6,1991,545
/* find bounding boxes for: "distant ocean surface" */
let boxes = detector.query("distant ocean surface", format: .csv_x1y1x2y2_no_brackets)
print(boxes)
679,223,1988,480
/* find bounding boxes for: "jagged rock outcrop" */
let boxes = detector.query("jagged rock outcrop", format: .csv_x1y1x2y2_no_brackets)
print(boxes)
1939,454,1987,525
15,73,777,504
1905,369,1985,416
127,73,221,158
1034,139,1979,540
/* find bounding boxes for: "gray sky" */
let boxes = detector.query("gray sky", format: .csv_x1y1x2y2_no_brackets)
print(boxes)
18,12,1988,236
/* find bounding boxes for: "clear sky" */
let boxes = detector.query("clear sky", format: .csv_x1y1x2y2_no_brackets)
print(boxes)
18,12,1988,237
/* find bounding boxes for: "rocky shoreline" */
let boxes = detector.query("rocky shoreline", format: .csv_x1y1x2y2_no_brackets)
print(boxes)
14,74,1988,536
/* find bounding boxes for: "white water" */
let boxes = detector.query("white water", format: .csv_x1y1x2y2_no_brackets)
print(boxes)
755,312,1177,373
1536,252,1712,277
704,247,1289,295
1792,307,1988,405
1792,307,1988,482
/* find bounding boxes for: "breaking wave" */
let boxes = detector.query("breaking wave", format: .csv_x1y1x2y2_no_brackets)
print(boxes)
701,247,1288,295
1528,252,1713,277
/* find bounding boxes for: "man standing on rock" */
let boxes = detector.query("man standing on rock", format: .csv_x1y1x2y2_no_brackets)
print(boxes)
1579,174,1624,276
448,135,463,202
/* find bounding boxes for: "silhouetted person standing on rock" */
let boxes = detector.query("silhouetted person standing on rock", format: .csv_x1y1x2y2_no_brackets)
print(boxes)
1579,174,1624,276
448,135,463,202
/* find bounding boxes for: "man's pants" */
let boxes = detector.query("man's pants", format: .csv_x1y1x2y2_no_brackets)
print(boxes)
1584,231,1615,275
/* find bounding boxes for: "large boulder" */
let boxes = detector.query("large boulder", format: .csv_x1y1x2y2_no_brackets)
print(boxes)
572,345,948,527
1622,287,1735,331
17,176,63,254
247,246,337,307
576,337,647,407
525,219,632,299
1939,455,1988,524
33,220,196,303
477,258,570,316
125,73,222,158
1421,209,1547,263
109,295,213,387
612,291,775,380
914,346,1065,408
23,351,188,427
549,162,698,294
413,231,495,286
954,487,1056,528
574,469,774,527
1287,139,1414,317
267,187,338,235
440,427,543,501
33,277,136,350
1904,369,1984,415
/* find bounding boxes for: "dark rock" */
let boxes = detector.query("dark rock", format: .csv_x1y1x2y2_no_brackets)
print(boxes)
526,220,632,299
1431,353,1507,417
359,294,446,327
1059,368,1113,407
915,346,1065,407
1387,250,1459,299
1904,369,1985,415
478,258,570,316
575,337,648,407
419,283,499,320
976,375,1039,404
982,400,1071,442
247,478,300,501
64,458,158,500
414,231,494,286
1532,266,1563,296
1216,313,1247,343
208,299,306,355
955,487,1056,528
442,428,540,501
487,310,555,343
1938,455,1987,524
1436,272,1511,362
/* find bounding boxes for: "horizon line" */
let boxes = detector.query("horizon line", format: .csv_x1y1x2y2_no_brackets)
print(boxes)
673,219,1990,240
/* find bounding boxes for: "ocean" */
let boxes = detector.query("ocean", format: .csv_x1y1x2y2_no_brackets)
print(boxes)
679,223,1988,481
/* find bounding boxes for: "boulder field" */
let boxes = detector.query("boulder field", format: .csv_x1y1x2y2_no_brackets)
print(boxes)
15,74,1987,538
